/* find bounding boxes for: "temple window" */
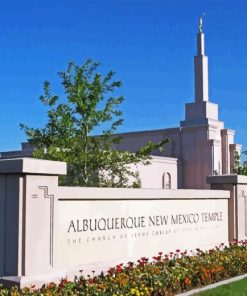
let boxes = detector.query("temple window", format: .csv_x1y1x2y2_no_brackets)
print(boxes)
163,172,171,189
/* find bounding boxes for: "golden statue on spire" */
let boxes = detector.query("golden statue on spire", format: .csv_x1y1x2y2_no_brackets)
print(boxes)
198,13,206,33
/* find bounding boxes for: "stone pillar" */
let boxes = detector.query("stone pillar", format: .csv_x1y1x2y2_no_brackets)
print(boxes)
221,129,235,174
211,139,222,175
207,174,247,242
0,158,66,287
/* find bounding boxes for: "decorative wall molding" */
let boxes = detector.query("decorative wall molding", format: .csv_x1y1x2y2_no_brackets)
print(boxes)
38,186,54,199
38,186,54,267
240,188,247,237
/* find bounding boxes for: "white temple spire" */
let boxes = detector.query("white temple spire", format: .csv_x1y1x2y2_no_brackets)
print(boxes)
197,31,205,55
194,15,209,102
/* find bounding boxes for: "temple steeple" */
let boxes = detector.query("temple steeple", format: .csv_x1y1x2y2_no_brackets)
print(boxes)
180,17,219,128
194,16,209,102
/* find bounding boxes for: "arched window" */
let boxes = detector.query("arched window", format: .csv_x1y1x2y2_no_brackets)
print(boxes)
162,172,171,189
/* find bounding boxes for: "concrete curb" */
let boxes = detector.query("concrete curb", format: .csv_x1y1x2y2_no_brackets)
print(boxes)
176,273,247,295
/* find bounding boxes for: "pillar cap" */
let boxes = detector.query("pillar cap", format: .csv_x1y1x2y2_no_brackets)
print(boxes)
0,158,67,175
207,174,247,185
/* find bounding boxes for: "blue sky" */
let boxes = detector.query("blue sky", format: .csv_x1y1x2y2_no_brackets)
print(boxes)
0,0,246,153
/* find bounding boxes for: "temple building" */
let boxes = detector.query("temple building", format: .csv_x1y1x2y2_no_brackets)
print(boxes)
0,20,242,190
111,19,242,189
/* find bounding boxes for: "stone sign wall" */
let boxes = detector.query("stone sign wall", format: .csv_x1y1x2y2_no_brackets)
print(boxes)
55,196,228,270
0,158,230,288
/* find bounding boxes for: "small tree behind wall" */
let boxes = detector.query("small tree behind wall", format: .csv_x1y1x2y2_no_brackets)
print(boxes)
21,59,169,187
234,151,247,176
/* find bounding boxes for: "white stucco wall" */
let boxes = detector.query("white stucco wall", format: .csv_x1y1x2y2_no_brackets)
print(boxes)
129,156,178,189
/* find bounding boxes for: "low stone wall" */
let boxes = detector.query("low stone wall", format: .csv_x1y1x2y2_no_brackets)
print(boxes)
0,158,230,287
55,187,229,270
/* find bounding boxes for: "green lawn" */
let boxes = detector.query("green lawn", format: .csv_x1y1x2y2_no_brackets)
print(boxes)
195,278,247,296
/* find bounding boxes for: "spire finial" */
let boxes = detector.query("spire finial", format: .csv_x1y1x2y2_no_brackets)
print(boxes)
194,13,208,102
198,13,206,33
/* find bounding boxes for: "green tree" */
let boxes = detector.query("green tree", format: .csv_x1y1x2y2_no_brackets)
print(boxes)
234,151,247,176
21,59,169,187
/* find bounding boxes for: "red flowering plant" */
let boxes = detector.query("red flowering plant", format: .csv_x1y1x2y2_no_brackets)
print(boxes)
2,241,247,295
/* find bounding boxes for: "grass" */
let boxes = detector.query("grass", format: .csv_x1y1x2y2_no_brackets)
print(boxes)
195,277,247,296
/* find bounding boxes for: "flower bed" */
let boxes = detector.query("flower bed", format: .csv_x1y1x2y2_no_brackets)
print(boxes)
1,241,247,296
